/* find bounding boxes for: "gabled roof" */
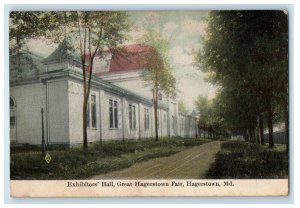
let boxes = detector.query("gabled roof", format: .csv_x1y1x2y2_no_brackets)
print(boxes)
43,39,81,64
10,50,44,71
108,44,154,73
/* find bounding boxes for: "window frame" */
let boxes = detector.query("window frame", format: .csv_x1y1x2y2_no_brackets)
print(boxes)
129,104,136,129
144,108,150,129
91,95,97,128
10,97,16,129
109,99,119,129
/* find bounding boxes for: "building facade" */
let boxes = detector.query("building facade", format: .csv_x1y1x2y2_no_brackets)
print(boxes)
9,42,197,146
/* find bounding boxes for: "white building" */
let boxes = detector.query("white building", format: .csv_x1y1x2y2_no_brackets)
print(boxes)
9,42,197,146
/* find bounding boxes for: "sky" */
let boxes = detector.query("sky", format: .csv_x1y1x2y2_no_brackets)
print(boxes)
27,11,217,112
127,11,217,111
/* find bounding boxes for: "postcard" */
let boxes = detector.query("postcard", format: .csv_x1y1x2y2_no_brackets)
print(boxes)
9,9,289,197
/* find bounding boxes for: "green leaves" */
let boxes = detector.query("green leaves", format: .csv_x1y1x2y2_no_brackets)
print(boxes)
195,11,288,136
141,29,176,98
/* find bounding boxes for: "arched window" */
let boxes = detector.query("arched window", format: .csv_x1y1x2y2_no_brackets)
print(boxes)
10,97,15,107
10,97,16,129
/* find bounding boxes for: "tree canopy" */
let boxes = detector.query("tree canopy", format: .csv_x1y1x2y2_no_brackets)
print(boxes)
195,11,288,147
10,11,130,149
141,29,176,141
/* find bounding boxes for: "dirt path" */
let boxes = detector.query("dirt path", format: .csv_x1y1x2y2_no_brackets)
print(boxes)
90,141,223,179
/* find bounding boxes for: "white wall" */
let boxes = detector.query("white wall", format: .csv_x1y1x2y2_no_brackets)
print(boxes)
168,101,178,136
10,83,46,145
11,76,197,146
123,98,139,139
46,62,68,72
139,103,153,139
68,80,101,144
47,79,70,144
101,71,169,106
177,113,197,138
156,109,168,138
101,91,124,141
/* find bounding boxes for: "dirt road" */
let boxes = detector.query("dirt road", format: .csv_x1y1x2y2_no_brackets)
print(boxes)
90,141,222,179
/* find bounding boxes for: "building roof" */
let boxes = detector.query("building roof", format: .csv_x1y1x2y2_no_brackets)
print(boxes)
43,39,81,64
10,50,44,67
108,44,154,73
10,50,45,77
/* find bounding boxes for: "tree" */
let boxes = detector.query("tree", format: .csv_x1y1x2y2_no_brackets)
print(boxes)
71,12,129,149
178,99,188,113
10,11,130,149
9,12,46,54
141,29,176,141
196,11,288,148
194,95,210,138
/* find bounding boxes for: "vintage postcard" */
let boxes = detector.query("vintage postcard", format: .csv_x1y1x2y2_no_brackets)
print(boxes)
9,10,289,197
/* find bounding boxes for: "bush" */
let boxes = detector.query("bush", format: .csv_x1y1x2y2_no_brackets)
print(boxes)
205,141,288,179
11,137,211,179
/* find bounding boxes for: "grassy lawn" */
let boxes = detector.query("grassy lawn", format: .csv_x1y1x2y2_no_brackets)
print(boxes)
11,137,211,180
205,141,288,179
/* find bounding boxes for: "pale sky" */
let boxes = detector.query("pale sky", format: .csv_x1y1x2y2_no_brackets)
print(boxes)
127,11,217,111
27,11,217,112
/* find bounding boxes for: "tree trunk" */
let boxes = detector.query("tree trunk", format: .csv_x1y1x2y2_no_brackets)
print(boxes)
285,99,289,155
267,104,274,148
253,127,257,144
82,74,89,149
251,127,254,143
153,87,159,141
199,127,201,138
259,114,265,145
83,97,88,149
249,127,254,143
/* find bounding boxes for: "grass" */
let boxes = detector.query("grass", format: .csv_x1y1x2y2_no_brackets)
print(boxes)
205,141,288,179
11,137,211,180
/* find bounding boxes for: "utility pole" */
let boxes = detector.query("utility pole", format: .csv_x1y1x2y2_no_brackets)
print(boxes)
41,108,45,155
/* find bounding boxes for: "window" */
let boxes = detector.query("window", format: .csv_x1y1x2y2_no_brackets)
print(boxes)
164,113,167,123
86,100,90,127
144,108,150,129
129,104,136,129
86,95,97,128
91,95,96,128
109,99,118,128
10,97,16,129
114,101,118,128
10,110,16,129
109,100,113,128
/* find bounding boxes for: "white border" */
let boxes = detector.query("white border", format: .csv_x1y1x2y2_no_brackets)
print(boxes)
1,1,298,207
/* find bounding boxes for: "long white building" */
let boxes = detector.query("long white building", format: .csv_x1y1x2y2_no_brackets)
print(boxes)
9,42,197,146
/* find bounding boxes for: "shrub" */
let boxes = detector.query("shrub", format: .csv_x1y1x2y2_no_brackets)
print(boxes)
11,137,211,179
205,141,288,179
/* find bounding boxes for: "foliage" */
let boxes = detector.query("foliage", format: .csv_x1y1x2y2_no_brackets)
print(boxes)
141,29,176,141
11,137,211,179
194,95,226,138
141,29,176,97
45,11,130,148
9,12,46,53
178,99,188,113
10,11,130,149
195,11,288,147
205,141,288,178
